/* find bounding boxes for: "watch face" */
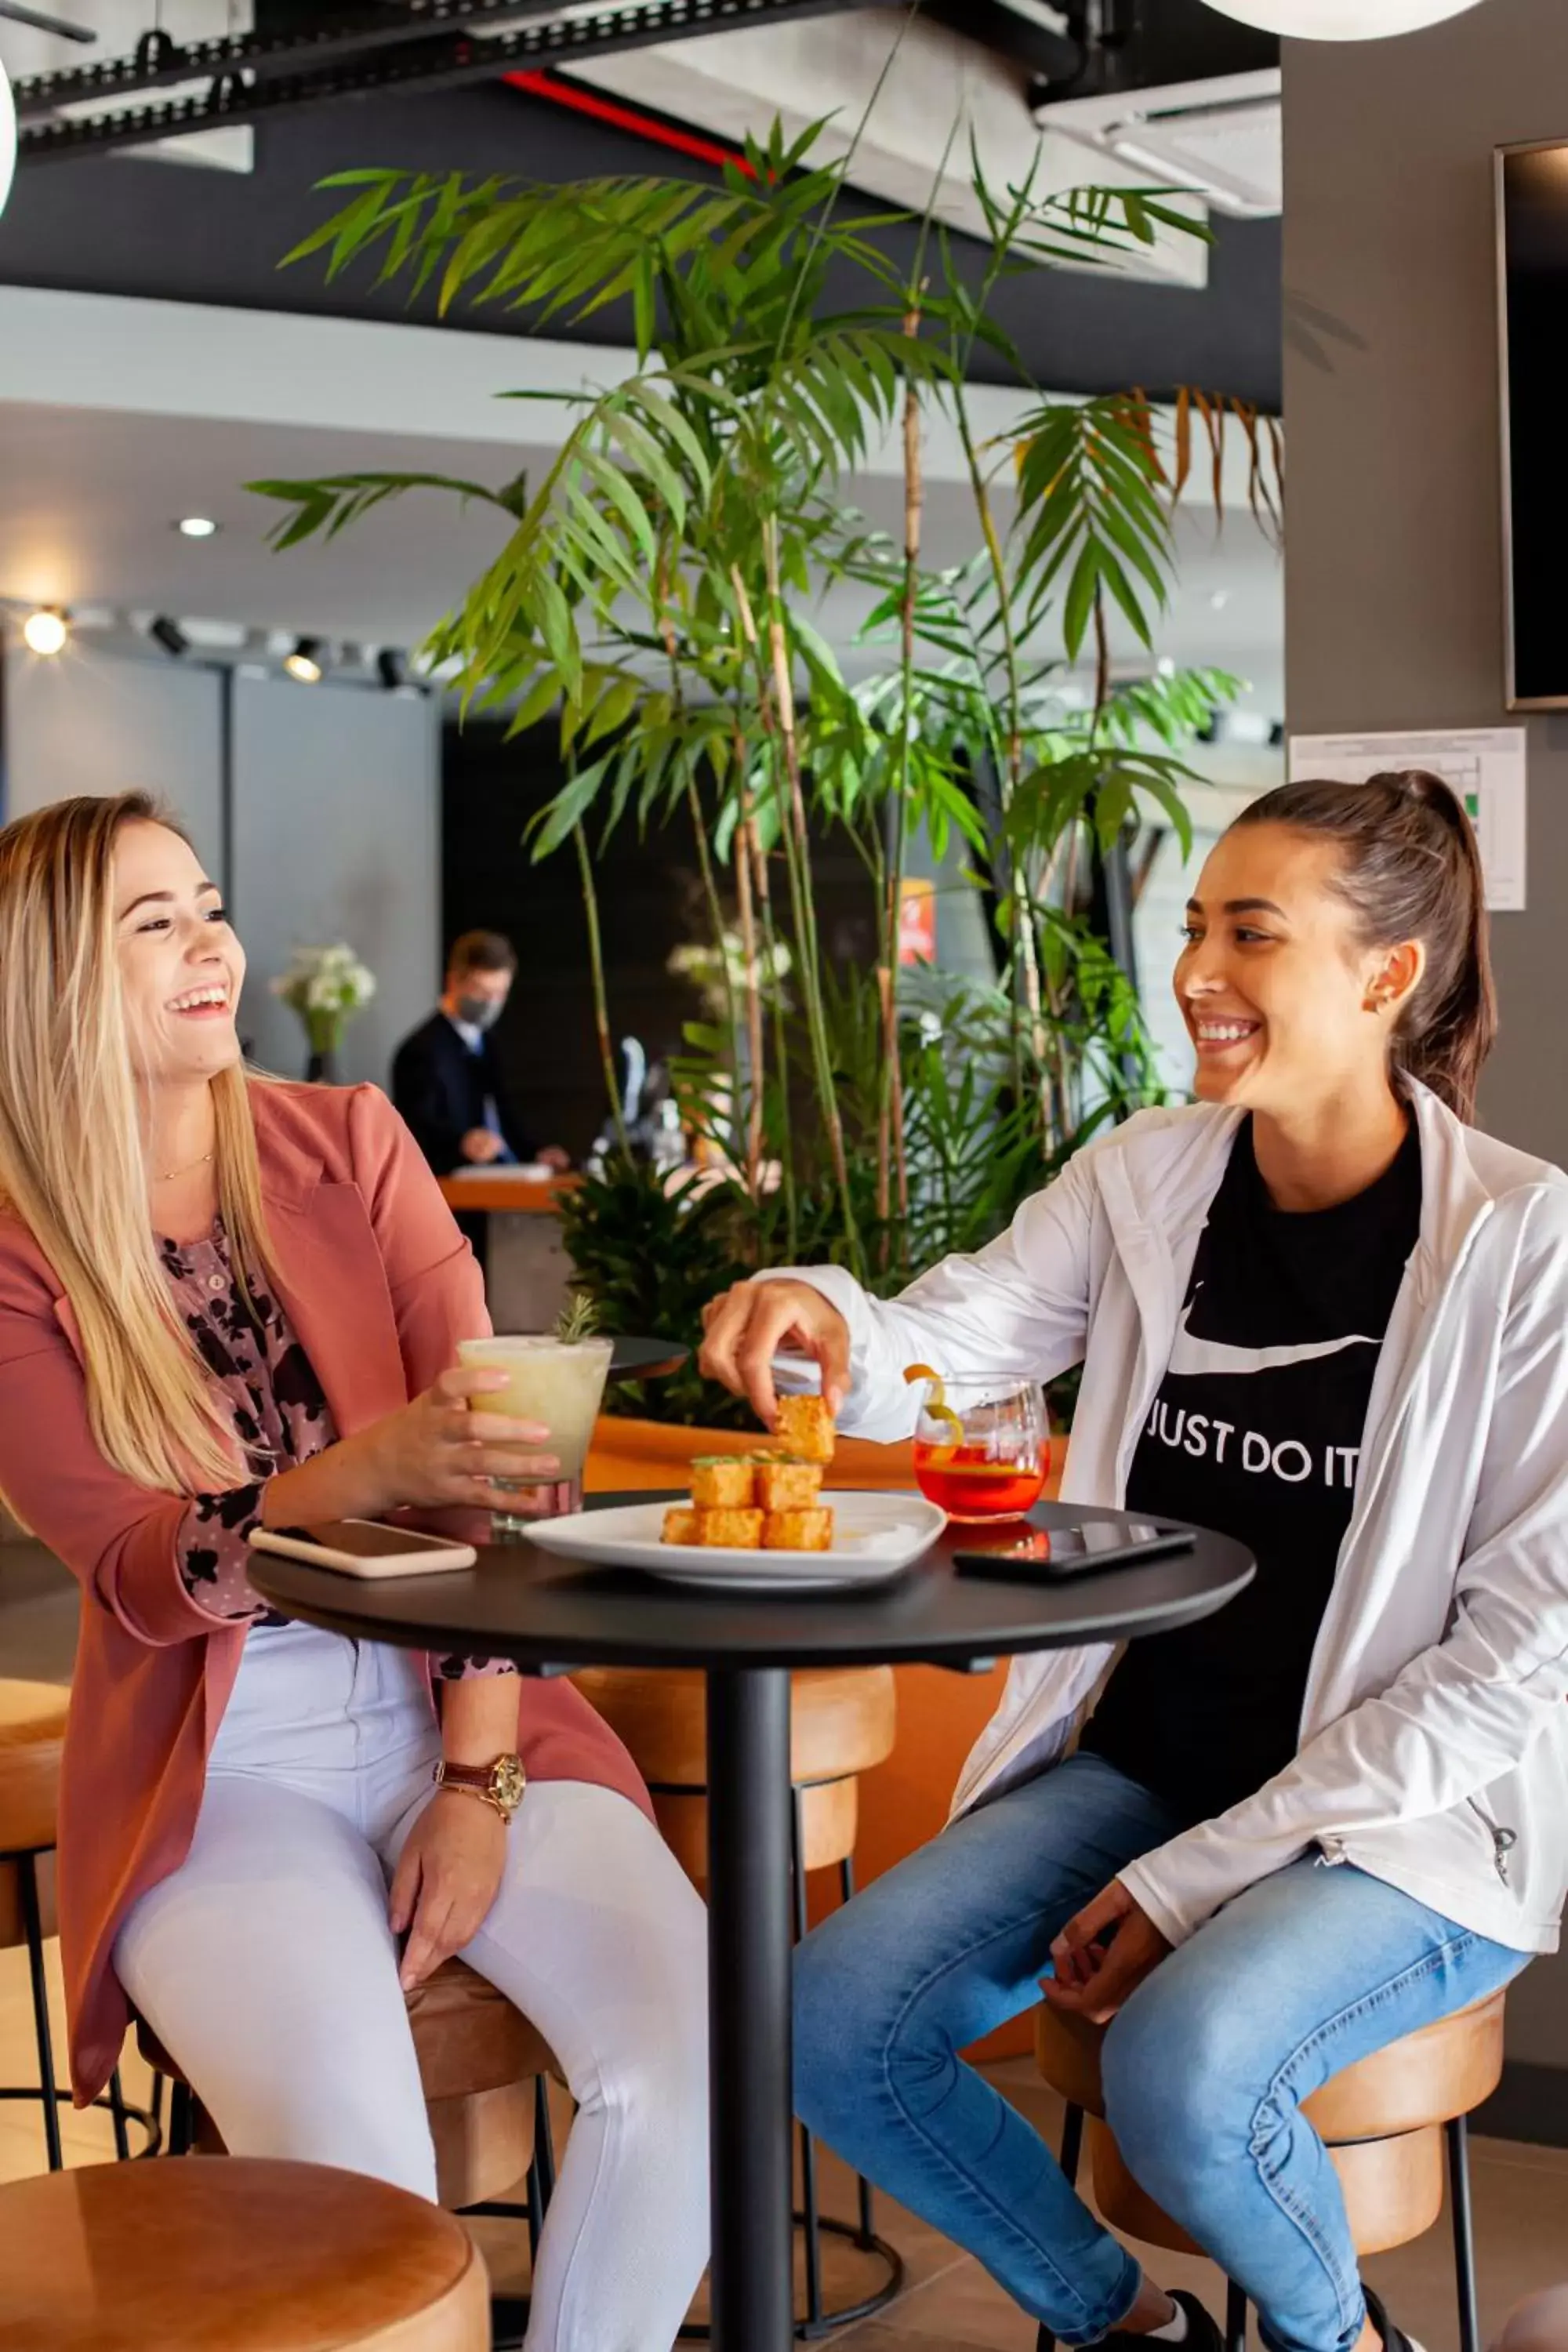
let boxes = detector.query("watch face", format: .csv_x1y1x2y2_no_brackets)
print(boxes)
492,1754,527,1813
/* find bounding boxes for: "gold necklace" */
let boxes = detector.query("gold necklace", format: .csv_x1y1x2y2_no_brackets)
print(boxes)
154,1149,215,1185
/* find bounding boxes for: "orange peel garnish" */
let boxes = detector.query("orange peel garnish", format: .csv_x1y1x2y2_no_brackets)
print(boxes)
903,1362,961,1461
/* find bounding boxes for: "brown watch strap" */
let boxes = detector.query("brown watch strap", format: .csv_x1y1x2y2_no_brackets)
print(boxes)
435,1759,499,1792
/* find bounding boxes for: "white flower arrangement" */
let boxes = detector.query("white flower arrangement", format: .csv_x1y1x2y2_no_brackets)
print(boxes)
668,930,792,1021
270,942,377,1053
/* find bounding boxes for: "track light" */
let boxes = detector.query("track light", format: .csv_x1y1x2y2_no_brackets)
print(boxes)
22,608,69,657
284,635,325,684
374,648,408,691
150,615,190,659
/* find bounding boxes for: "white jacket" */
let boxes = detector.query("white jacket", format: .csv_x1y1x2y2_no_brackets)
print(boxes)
772,1087,1568,1955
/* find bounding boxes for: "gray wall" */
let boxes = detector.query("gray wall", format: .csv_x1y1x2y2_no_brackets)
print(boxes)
230,673,439,1087
1284,0,1568,2091
2,645,224,874
1,648,439,1092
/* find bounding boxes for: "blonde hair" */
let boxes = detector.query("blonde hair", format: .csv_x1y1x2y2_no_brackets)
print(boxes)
0,793,279,1494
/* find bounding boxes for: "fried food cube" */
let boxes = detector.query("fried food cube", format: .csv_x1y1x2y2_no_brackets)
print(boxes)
755,1455,825,1512
694,1508,765,1549
690,1456,757,1509
661,1506,701,1547
775,1395,836,1465
762,1508,834,1553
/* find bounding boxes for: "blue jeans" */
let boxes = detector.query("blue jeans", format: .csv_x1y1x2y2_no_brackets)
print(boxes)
794,1752,1526,2351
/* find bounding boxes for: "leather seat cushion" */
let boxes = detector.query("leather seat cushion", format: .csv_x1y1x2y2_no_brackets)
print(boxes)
0,2156,490,2350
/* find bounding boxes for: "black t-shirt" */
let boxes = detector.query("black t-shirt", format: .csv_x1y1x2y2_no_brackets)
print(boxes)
1080,1114,1423,1828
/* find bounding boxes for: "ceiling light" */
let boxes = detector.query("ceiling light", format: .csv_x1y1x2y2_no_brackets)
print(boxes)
1199,1,1483,37
22,608,69,658
1156,655,1177,678
176,517,220,540
284,635,325,684
374,648,408,691
1210,590,1232,611
149,615,190,659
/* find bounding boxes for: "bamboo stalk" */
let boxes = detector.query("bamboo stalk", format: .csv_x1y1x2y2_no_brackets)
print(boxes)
878,293,924,1248
733,757,766,1196
573,824,629,1156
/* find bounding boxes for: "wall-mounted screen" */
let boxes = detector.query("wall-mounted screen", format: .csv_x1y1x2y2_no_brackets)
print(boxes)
1497,140,1568,709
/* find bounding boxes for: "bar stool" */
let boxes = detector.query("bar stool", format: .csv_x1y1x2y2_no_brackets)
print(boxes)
1492,2285,1568,2350
1033,1989,1508,2352
0,1678,151,2167
0,2155,491,2349
139,1958,558,2350
570,1663,904,2339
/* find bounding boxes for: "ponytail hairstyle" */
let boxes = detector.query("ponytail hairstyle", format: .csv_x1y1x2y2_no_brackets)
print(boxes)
1230,770,1497,1123
0,792,278,1494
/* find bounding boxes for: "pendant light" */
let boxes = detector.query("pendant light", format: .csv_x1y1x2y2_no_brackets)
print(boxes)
1202,0,1486,36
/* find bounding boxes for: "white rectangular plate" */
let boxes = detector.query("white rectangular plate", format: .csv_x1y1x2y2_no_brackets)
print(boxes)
525,1490,946,1591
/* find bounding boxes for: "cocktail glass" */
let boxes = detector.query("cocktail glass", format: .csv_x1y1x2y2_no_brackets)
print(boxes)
912,1375,1048,1524
456,1334,615,1536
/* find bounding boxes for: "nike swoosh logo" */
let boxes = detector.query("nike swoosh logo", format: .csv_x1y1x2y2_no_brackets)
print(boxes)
1167,1296,1380,1379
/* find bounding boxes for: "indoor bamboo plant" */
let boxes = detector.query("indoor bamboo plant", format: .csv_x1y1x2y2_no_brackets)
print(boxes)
255,117,1278,1425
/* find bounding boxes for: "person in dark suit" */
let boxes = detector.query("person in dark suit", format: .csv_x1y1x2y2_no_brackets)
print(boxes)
391,935,568,1272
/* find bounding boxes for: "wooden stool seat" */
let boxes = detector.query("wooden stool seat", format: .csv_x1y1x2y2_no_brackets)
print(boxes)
1035,1988,1507,2141
0,1680,68,1944
139,1958,559,2211
570,1664,896,1878
1034,1989,1508,2345
568,1664,897,1788
0,2155,490,2350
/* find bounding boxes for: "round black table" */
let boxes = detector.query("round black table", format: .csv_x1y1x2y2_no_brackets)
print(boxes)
608,1335,689,1381
250,1495,1253,2352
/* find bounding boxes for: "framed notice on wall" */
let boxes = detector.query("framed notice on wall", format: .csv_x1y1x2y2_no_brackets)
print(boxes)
1287,728,1526,913
1497,140,1568,709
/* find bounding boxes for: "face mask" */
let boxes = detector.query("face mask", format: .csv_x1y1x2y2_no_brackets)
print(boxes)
456,994,503,1032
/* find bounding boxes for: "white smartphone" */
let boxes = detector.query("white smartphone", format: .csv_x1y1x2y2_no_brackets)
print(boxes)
248,1520,478,1579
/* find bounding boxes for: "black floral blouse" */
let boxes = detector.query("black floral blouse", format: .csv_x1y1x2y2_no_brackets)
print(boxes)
163,1221,515,1681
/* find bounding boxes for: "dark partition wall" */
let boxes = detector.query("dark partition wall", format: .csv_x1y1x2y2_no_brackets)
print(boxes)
1497,140,1568,708
441,716,878,1163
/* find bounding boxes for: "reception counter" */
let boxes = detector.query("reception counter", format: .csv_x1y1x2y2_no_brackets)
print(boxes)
438,1171,579,1331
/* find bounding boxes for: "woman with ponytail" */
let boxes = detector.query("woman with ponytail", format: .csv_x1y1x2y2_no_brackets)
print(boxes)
0,797,709,2352
702,772,1568,2352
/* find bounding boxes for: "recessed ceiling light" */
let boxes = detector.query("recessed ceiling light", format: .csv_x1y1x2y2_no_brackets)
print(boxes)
176,517,220,539
284,635,325,684
22,608,69,657
1156,655,1177,678
1210,590,1231,612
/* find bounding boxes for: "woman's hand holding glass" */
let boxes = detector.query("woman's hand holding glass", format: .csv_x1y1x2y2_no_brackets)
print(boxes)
699,1278,851,1428
263,1363,558,1528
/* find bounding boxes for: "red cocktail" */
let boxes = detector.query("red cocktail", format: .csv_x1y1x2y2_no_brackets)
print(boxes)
909,1373,1049,1524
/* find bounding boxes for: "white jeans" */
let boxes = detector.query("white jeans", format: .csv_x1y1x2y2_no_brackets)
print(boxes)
114,1624,710,2352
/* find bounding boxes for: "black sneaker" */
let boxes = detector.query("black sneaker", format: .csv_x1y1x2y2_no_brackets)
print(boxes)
1102,2288,1224,2349
1366,2288,1428,2352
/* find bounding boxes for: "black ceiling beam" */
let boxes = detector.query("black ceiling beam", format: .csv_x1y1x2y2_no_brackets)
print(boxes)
11,1,572,119
16,0,884,165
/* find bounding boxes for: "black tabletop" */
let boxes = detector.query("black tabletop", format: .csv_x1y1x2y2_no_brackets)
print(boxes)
249,1495,1254,1674
607,1336,689,1382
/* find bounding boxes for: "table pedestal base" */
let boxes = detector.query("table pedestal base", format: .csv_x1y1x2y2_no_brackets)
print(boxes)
706,1668,794,2352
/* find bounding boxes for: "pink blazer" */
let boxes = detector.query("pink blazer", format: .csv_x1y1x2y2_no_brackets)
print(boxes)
0,1080,652,2105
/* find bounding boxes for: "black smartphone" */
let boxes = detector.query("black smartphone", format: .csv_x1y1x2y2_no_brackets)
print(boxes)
953,1519,1196,1583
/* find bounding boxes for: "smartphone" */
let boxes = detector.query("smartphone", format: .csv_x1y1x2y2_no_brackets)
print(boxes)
953,1519,1196,1583
248,1520,478,1579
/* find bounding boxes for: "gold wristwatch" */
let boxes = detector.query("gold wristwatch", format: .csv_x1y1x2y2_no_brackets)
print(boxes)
433,1752,527,1823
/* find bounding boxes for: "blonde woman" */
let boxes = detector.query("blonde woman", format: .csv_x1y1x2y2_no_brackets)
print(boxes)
0,795,709,2352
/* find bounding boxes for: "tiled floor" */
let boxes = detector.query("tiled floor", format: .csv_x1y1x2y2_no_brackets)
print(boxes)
4,1541,1565,2348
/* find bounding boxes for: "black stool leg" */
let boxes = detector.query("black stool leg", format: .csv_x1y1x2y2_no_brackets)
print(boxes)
793,1791,826,2332
168,2078,194,2157
532,2074,557,2209
1225,2279,1248,2352
19,1852,64,2172
837,1853,880,2251
107,2067,132,2161
1036,2105,1087,2352
1448,2114,1481,2352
